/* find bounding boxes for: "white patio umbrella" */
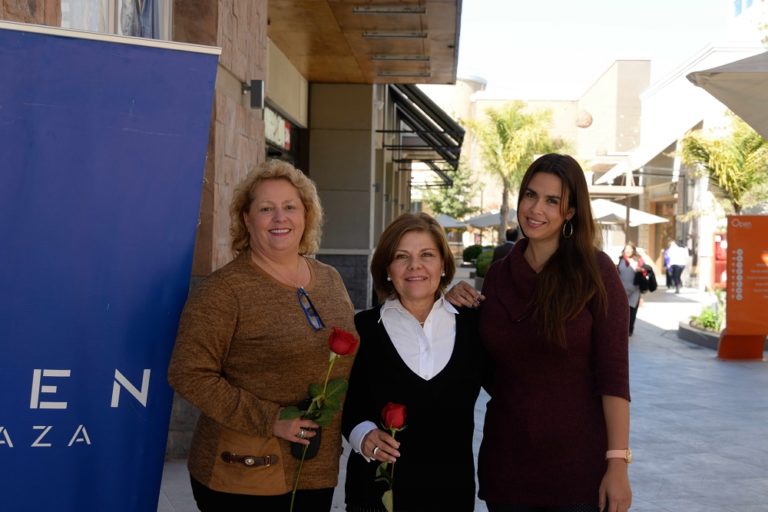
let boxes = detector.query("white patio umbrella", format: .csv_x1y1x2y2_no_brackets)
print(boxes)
463,209,517,229
590,199,669,227
687,51,768,139
435,213,466,229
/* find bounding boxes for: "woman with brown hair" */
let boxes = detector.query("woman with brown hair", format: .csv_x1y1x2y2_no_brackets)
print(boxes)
617,242,644,336
448,154,632,512
342,212,486,511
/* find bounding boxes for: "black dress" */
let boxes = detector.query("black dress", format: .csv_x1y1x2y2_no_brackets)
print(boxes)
342,306,487,512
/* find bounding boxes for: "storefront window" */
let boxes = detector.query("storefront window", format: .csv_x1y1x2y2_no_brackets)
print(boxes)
61,0,171,39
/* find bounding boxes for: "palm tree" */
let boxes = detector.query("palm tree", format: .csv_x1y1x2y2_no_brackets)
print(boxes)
681,116,768,214
470,101,564,240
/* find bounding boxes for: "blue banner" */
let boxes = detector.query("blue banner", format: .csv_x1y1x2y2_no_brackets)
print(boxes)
0,22,219,511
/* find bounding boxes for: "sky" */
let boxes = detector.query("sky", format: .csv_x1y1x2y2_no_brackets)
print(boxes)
457,0,736,99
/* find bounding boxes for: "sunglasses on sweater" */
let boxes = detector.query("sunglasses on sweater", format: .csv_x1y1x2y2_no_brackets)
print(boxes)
297,287,324,331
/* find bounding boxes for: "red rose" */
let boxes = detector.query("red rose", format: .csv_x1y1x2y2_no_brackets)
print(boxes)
381,402,407,430
328,327,358,356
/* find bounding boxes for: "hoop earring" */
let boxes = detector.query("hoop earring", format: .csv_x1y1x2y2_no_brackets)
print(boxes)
562,220,574,239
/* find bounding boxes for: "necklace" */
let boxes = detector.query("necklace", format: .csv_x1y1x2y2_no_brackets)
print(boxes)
251,251,307,289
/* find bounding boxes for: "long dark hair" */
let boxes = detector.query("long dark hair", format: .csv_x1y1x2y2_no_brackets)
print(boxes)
517,154,607,347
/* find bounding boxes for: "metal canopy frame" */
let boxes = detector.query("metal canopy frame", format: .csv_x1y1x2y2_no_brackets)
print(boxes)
382,84,465,187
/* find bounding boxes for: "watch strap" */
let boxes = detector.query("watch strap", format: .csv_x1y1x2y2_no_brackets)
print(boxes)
605,448,632,463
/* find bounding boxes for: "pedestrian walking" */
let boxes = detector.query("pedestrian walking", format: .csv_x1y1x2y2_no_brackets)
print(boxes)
667,240,688,293
617,242,643,336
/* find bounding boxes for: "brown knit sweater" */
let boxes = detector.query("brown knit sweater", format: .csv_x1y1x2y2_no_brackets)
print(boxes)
168,252,357,495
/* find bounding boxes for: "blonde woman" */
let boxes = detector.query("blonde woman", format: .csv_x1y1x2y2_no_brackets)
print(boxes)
169,160,356,511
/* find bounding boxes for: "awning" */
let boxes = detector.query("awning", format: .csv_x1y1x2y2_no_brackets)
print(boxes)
435,214,466,229
591,199,669,227
464,209,517,229
385,84,465,185
594,139,677,185
687,51,768,139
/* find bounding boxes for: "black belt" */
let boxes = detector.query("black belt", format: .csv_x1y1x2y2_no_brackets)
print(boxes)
220,451,278,467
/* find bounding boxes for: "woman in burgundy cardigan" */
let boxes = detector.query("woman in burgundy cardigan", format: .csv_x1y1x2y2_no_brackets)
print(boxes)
448,154,632,512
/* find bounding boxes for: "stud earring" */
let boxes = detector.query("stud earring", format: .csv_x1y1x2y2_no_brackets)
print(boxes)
441,271,446,277
386,275,392,281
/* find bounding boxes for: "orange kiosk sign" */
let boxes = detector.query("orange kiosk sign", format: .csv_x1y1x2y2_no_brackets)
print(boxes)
720,215,768,359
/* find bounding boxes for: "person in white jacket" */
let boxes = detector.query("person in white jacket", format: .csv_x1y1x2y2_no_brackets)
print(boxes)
667,240,688,293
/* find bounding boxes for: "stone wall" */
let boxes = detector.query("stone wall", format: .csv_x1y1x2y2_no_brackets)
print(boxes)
0,0,59,25
317,254,371,310
166,0,268,459
174,0,267,277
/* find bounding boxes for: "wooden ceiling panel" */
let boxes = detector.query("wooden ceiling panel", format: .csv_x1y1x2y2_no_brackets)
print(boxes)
267,0,460,84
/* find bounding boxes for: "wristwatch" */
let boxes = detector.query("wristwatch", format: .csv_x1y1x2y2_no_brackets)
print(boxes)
605,448,632,464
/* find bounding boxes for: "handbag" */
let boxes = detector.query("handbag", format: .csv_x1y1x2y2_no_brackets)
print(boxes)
633,270,649,293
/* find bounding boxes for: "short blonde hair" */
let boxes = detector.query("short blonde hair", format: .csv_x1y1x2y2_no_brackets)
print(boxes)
230,160,323,257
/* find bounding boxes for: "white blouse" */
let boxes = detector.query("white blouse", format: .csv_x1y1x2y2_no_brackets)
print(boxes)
348,296,458,458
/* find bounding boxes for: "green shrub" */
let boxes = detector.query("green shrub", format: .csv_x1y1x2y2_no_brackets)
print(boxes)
475,250,494,277
462,244,483,263
689,291,725,333
690,307,721,332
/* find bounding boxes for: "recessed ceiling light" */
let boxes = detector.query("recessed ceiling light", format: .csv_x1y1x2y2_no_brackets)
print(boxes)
363,30,427,38
371,54,430,61
352,6,426,14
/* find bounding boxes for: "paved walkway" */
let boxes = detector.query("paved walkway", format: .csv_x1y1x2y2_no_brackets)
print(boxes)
158,268,768,511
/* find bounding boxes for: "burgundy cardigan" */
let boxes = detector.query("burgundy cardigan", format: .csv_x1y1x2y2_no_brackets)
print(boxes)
478,239,630,507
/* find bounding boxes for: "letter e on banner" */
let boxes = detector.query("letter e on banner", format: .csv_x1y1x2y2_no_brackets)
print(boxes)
30,369,71,409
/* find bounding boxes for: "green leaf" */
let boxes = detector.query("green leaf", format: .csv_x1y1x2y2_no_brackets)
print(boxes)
308,383,322,398
323,395,341,410
381,490,393,512
279,406,303,420
375,462,390,480
314,407,336,427
325,378,348,398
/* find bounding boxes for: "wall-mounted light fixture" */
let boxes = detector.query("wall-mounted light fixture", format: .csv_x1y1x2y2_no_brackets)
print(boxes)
352,5,426,14
241,79,264,109
363,30,427,38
